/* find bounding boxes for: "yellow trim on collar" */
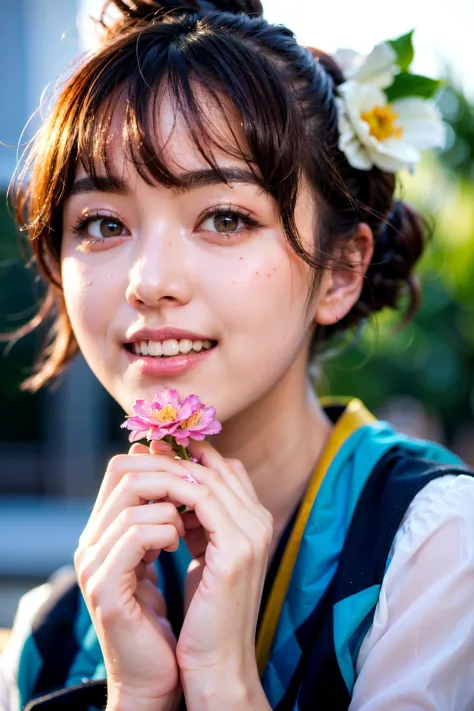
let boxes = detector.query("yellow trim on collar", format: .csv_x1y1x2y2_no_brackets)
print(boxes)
255,398,376,677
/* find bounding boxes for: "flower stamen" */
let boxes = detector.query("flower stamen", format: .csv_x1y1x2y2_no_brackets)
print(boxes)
361,104,403,141
180,410,202,430
153,404,178,423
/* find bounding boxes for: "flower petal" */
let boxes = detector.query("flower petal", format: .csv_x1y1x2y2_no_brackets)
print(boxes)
353,42,397,89
128,429,146,443
153,388,180,409
132,399,155,420
184,473,198,484
369,138,421,172
173,432,190,447
122,416,150,430
339,133,373,170
393,98,446,149
179,394,201,420
332,48,360,77
196,420,223,437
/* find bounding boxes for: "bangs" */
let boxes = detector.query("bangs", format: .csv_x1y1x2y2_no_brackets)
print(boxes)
71,19,305,199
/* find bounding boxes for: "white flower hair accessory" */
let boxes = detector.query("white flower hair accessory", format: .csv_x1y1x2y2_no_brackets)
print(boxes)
332,31,446,173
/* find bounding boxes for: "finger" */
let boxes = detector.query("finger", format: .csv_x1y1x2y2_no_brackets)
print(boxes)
87,465,192,546
129,442,150,455
135,577,167,618
186,440,258,505
84,524,180,617
177,458,269,531
81,454,191,544
226,458,260,502
80,502,185,577
179,460,274,558
150,440,174,455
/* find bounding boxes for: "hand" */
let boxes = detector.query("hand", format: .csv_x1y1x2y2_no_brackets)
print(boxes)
74,441,192,711
171,440,273,686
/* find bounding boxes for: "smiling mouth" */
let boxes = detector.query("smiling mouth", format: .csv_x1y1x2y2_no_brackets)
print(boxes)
124,338,217,359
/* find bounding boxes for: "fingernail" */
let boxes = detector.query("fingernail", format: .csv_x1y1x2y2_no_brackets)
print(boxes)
151,440,172,452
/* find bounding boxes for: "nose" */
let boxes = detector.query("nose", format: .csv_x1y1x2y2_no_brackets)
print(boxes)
125,229,193,311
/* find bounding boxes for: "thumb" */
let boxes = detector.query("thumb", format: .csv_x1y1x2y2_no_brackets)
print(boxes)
150,439,174,456
128,442,150,455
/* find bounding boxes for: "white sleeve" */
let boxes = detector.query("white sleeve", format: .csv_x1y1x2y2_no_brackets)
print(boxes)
0,582,53,711
349,473,474,711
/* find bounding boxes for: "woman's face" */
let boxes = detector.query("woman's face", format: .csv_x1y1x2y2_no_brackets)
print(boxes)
60,95,320,421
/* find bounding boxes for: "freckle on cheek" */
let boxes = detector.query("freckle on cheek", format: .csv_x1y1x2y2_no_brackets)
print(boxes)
238,257,244,261
255,271,259,276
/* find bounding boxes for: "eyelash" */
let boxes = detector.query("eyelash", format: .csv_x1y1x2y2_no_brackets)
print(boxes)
71,205,262,247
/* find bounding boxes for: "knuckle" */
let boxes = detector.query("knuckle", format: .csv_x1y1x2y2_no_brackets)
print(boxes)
119,472,136,495
108,453,126,470
77,558,94,590
127,524,142,543
199,485,213,505
73,547,83,571
106,454,126,478
118,506,135,527
96,604,121,625
234,536,254,565
227,458,244,472
85,578,101,608
160,502,178,520
263,510,274,536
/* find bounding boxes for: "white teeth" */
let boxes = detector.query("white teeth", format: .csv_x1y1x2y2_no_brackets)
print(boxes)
162,339,180,356
179,339,193,354
148,341,162,356
131,338,215,357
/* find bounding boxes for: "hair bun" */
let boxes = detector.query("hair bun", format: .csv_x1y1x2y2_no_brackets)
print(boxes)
355,200,426,326
103,0,263,22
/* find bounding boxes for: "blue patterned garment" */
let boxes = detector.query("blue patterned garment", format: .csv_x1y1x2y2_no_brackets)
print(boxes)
16,406,471,710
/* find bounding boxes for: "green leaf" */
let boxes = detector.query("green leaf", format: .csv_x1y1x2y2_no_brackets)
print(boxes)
385,72,443,102
388,30,415,71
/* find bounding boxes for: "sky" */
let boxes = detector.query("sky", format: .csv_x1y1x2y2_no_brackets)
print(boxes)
79,0,474,99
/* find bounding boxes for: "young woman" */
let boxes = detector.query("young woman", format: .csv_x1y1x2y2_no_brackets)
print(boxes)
1,1,474,710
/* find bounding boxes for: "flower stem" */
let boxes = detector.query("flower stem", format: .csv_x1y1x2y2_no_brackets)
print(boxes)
175,440,193,513
179,444,191,461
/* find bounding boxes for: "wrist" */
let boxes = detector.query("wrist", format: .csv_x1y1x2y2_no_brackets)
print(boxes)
107,688,179,711
182,664,269,711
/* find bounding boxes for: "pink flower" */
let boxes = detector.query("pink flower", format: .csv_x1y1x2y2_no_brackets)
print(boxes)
121,388,222,446
173,405,222,447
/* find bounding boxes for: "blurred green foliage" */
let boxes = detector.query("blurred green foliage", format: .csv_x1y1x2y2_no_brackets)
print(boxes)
321,83,474,449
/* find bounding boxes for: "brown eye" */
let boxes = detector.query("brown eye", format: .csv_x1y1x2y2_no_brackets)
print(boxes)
97,218,123,238
213,214,240,233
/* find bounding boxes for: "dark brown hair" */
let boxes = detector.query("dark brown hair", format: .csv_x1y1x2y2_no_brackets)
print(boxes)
8,0,426,391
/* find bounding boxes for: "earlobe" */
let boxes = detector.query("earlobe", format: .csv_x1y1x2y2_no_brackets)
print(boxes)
314,223,374,326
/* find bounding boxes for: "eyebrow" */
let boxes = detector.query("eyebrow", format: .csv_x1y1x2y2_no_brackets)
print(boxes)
68,167,264,199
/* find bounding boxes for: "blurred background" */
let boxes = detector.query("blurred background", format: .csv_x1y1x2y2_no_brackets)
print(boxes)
0,0,473,626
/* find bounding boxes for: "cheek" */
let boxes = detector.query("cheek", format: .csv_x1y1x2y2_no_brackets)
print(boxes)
61,257,114,342
206,240,312,348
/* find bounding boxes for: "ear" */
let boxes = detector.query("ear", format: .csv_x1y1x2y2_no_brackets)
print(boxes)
314,223,374,326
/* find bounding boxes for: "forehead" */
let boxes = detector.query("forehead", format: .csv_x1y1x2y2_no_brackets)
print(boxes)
76,83,252,184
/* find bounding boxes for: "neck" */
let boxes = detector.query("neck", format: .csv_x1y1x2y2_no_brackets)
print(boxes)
208,357,333,546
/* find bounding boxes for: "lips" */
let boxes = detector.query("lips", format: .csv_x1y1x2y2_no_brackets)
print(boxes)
124,342,215,376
